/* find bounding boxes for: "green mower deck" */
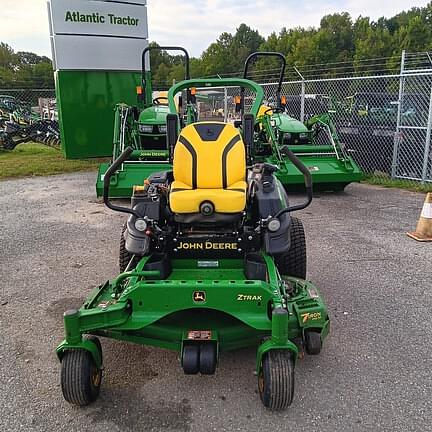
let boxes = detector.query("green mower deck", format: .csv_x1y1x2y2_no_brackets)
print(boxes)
57,256,329,392
265,146,362,192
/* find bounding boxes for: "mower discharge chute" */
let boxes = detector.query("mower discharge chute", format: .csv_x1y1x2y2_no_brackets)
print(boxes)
243,52,362,192
57,77,330,411
96,46,191,198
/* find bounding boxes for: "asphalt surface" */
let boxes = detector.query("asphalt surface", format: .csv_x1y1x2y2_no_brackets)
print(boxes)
0,172,431,432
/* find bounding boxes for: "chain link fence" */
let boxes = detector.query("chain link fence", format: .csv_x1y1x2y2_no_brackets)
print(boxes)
2,52,431,187
0,89,57,121
197,52,432,187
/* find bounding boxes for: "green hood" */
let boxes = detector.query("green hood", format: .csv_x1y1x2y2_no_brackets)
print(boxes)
271,113,309,133
138,105,170,125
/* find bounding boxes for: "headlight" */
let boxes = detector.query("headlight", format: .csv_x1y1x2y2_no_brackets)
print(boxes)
138,124,153,133
267,218,281,232
299,133,308,139
158,125,167,133
284,133,292,140
134,218,148,232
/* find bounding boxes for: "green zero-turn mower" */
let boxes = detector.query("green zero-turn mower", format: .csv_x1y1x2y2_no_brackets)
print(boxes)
96,46,193,198
56,76,330,411
242,52,362,192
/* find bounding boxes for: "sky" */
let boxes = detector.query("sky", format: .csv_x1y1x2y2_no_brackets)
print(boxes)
0,0,430,58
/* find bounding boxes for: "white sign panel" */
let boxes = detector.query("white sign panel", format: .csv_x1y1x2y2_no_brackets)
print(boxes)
49,0,149,71
52,34,148,71
50,0,148,38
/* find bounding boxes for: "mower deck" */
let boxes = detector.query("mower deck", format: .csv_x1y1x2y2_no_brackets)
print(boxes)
57,256,329,359
268,151,362,191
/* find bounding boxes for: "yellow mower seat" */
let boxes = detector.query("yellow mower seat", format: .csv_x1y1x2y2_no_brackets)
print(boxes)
170,122,247,214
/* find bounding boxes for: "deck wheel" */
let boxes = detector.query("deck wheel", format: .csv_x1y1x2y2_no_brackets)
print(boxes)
304,330,322,355
182,344,200,375
199,343,217,375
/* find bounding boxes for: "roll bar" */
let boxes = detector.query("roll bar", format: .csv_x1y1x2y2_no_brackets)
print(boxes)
167,78,264,118
243,52,287,108
141,46,190,84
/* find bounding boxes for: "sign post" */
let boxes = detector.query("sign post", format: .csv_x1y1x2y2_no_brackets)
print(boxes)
48,0,149,158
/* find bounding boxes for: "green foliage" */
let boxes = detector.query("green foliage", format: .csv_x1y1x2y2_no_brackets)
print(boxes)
0,43,54,88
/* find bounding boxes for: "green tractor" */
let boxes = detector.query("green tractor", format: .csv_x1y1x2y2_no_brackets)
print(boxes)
242,52,362,192
56,76,330,411
96,46,192,198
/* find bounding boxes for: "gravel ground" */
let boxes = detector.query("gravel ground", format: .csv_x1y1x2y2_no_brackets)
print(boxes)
0,172,431,432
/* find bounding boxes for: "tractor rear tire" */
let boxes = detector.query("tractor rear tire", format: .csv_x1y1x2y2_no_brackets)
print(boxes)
275,217,306,279
119,222,137,273
258,350,295,411
61,348,102,406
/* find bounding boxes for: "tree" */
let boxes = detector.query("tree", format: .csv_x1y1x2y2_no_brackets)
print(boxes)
0,43,17,69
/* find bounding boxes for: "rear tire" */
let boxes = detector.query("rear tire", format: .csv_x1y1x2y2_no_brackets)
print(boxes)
61,349,102,406
258,350,295,411
275,217,306,279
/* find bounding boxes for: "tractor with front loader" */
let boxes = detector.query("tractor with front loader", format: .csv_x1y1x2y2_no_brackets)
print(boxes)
242,52,362,192
96,46,192,198
56,75,330,411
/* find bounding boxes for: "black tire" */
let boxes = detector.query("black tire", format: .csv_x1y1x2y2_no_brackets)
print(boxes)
199,344,217,375
61,349,102,406
119,222,135,273
304,330,322,355
182,344,200,375
275,217,306,279
258,350,295,411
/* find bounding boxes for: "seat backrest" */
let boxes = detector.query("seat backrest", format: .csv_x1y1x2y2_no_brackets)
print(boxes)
173,122,246,189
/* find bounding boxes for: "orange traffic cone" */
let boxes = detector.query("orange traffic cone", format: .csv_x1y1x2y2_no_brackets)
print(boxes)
407,193,432,242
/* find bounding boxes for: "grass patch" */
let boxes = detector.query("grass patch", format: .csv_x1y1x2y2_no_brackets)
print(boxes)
362,174,432,193
0,143,108,180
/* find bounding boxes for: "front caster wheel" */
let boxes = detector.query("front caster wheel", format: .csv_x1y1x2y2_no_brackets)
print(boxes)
258,350,295,411
304,330,322,355
182,344,200,375
61,348,102,406
199,343,217,375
